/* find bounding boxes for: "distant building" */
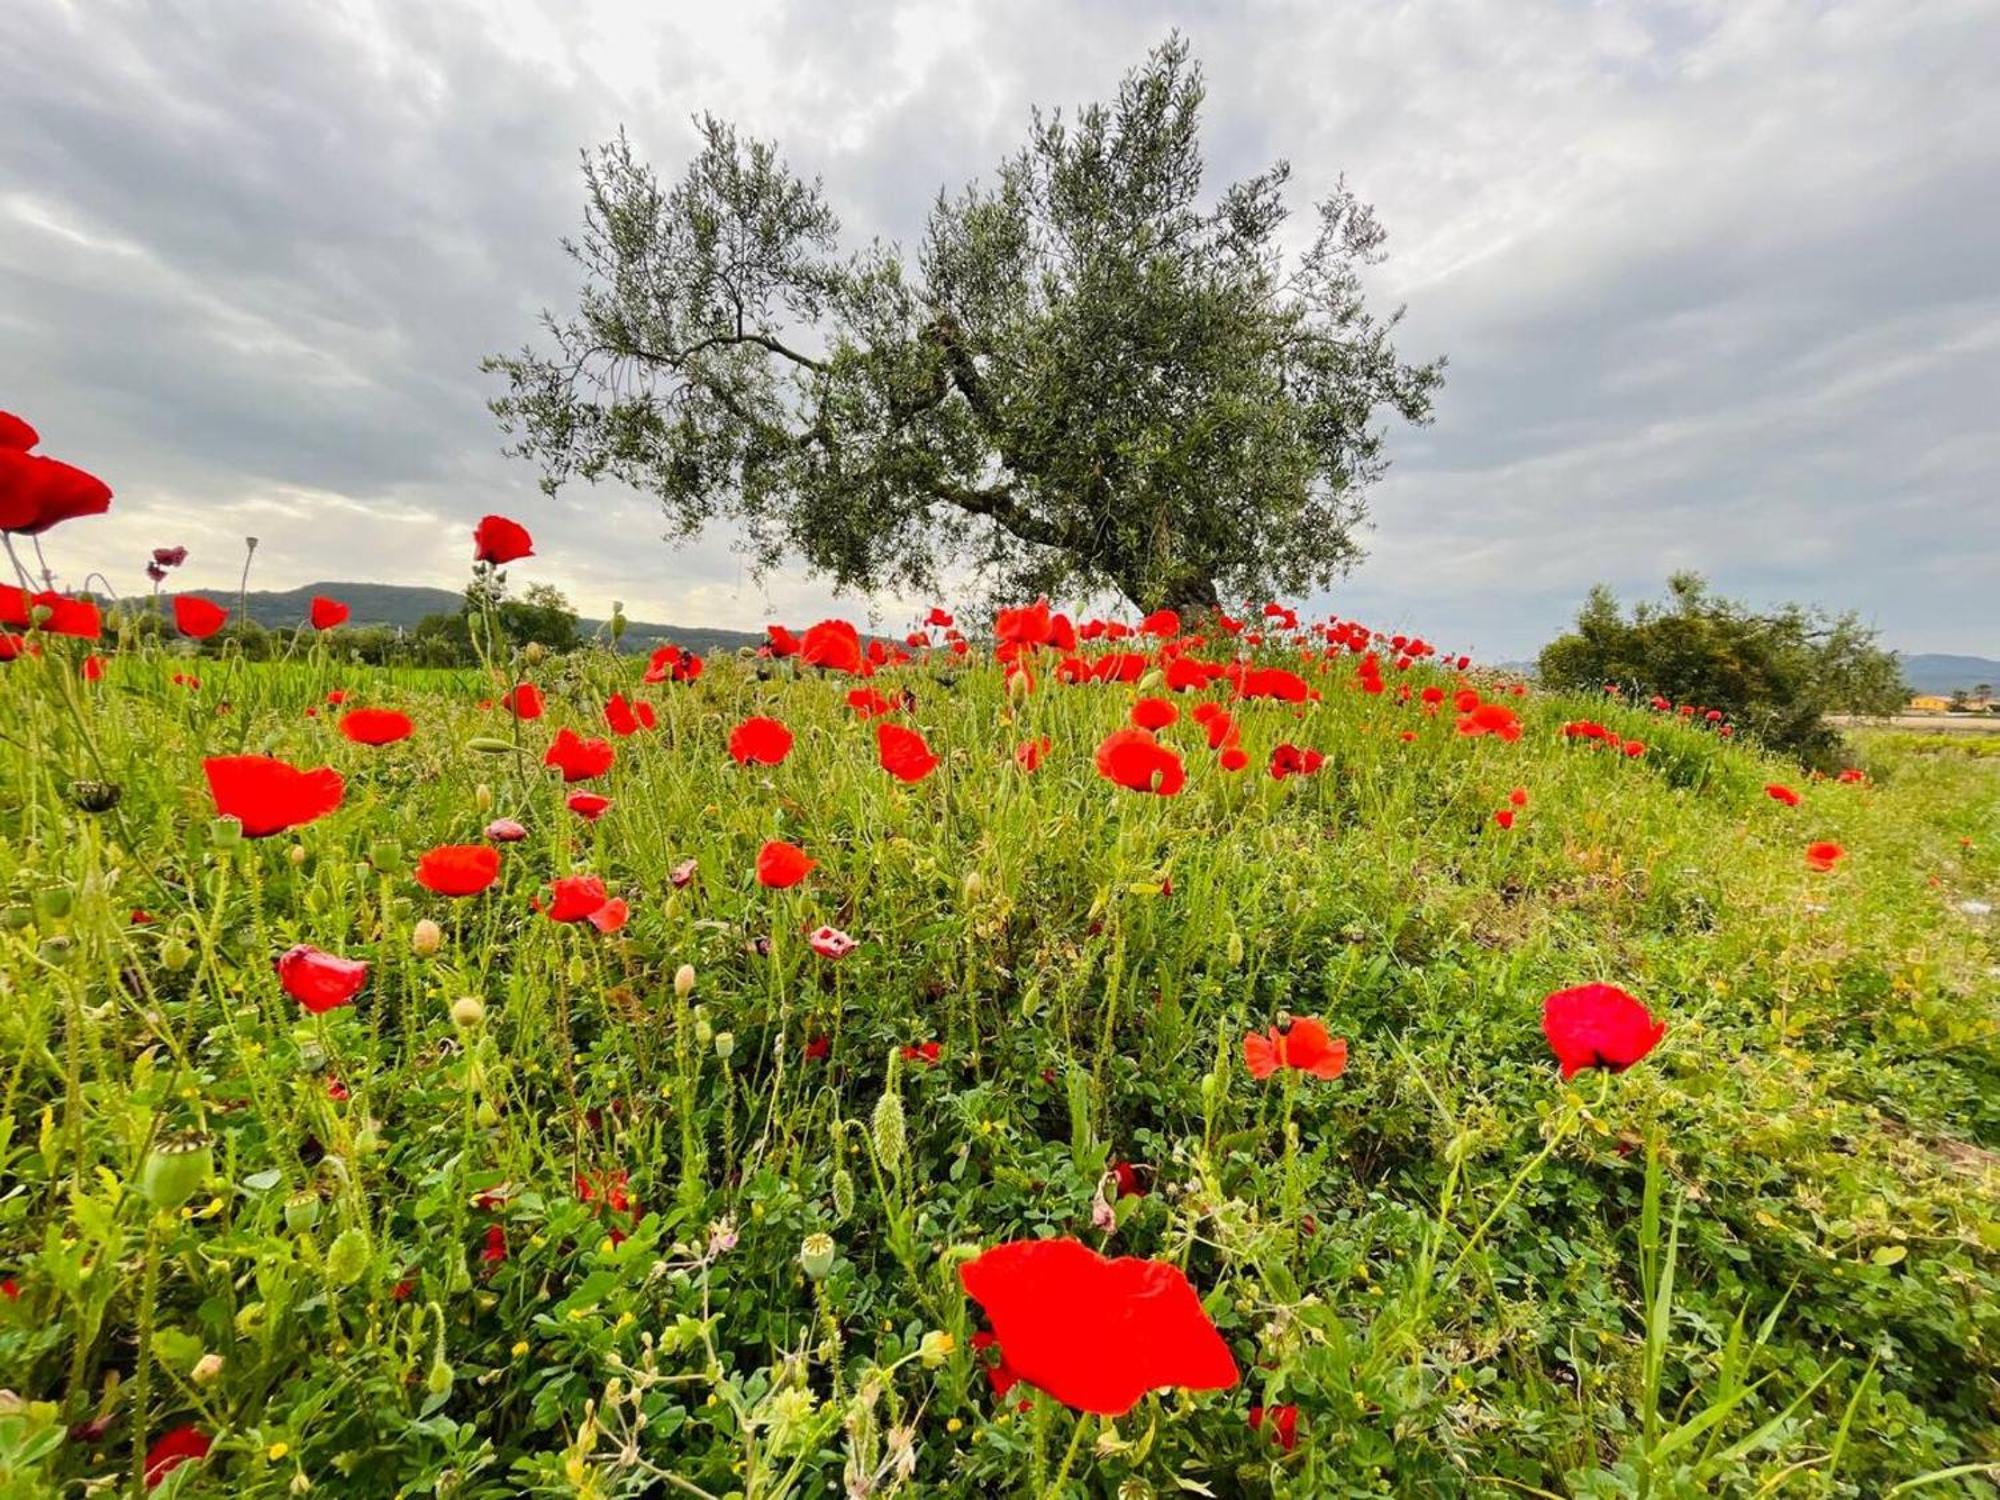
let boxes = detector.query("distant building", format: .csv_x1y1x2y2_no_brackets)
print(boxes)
1909,695,1952,712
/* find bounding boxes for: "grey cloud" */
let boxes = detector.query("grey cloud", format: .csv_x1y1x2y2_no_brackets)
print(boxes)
2,0,1995,653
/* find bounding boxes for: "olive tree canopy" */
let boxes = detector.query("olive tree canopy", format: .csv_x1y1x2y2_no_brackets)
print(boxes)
487,36,1442,614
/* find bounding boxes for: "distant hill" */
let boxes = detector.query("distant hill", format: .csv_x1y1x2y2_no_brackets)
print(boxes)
1897,654,2000,696
178,582,768,656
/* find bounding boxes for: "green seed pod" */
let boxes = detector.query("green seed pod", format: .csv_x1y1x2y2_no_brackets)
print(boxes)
210,816,244,850
831,1168,856,1224
33,888,72,923
284,1190,321,1234
325,1225,371,1286
140,1131,214,1212
368,839,403,873
38,936,74,967
799,1232,836,1279
425,1358,454,1399
713,1030,734,1061
872,1090,907,1177
475,1099,500,1129
160,938,193,972
1,906,32,931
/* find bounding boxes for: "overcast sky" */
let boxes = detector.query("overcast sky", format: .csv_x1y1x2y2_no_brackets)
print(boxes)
5,0,1996,658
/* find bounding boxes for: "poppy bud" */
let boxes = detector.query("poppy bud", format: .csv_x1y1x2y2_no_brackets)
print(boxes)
1,906,29,931
161,938,193,972
610,607,627,643
713,1030,734,1061
412,919,443,957
210,816,244,849
368,839,402,873
476,1098,500,1128
33,888,72,923
475,782,493,812
140,1131,214,1212
451,996,485,1029
426,1358,454,1399
191,1353,224,1385
1138,669,1165,691
799,1232,836,1279
831,1167,856,1223
67,779,123,814
674,964,696,999
962,870,984,901
567,954,587,987
465,736,515,755
39,936,73,967
289,843,306,867
326,1225,371,1286
1007,669,1030,701
693,1009,713,1046
1226,930,1244,968
284,1190,321,1233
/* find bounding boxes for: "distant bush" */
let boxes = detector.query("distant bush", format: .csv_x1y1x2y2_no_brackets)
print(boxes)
1539,572,1907,769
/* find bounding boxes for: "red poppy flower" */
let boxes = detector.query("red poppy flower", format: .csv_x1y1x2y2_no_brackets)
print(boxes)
277,943,370,1014
1235,666,1310,703
1015,736,1050,772
1542,983,1665,1078
1623,739,1646,758
1494,808,1516,829
1268,743,1324,780
501,682,544,719
1249,1404,1299,1452
173,594,228,640
643,643,704,683
1455,702,1522,742
799,618,866,675
767,624,802,657
756,840,815,889
900,1040,941,1065
877,722,939,782
804,1034,831,1061
339,707,414,746
1764,783,1800,807
972,1331,1022,1397
415,844,501,897
144,1425,212,1489
604,693,653,736
846,687,896,720
480,1223,509,1264
925,606,954,628
566,791,611,821
473,514,534,564
0,589,92,640
995,599,1055,648
1110,1160,1146,1198
81,654,103,682
1219,745,1250,772
729,715,793,766
544,726,615,782
1243,1018,1348,1080
309,595,349,630
1804,841,1846,872
1095,728,1186,796
1131,697,1179,732
542,873,627,931
1836,768,1865,785
588,897,629,933
959,1239,1237,1415
1508,786,1528,807
0,449,113,534
204,755,344,838
0,411,36,450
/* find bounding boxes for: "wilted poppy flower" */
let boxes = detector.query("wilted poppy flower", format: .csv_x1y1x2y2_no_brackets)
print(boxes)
1805,841,1846,872
173,595,228,640
0,449,113,534
877,722,939,782
152,545,188,568
544,726,615,782
756,840,815,889
1131,697,1179,731
1249,1404,1299,1452
566,791,611,821
473,514,534,564
415,844,501,897
809,925,857,959
729,716,793,766
1542,983,1665,1078
1015,736,1050,772
1095,728,1186,796
204,755,344,838
959,1239,1237,1415
143,1425,212,1489
1243,1017,1348,1080
277,943,370,1014
339,707,414,746
1765,783,1800,807
669,857,698,888
309,595,350,630
485,817,528,843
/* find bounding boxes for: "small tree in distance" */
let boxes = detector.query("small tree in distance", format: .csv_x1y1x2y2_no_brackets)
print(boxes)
486,35,1442,615
1538,573,1908,769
